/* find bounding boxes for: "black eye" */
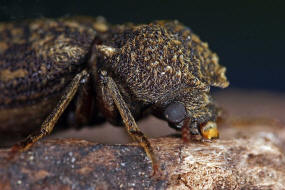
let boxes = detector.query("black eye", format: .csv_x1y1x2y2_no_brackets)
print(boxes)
164,102,186,123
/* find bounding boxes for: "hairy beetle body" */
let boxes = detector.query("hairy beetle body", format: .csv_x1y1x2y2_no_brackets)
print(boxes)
0,17,229,171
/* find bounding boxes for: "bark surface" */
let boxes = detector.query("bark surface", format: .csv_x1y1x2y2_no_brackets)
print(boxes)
1,90,285,190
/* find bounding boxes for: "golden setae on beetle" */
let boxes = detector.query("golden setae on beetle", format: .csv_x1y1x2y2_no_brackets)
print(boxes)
0,16,229,171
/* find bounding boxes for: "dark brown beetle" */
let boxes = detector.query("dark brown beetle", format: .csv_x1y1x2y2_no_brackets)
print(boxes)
0,17,229,171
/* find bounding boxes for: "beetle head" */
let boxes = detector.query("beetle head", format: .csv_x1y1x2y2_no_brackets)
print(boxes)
162,100,219,139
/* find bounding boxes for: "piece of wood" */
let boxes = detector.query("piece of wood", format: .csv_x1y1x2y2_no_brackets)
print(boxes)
1,90,285,190
0,134,285,190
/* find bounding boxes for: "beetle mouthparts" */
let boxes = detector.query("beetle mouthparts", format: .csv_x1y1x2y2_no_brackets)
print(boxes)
200,121,219,139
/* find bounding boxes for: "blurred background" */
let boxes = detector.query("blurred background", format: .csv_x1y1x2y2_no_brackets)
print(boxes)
0,0,284,145
0,0,284,92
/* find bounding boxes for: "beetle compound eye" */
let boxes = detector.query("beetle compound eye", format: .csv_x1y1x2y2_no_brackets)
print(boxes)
164,102,186,123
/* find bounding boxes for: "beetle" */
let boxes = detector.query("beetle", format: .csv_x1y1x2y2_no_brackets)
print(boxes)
0,17,229,171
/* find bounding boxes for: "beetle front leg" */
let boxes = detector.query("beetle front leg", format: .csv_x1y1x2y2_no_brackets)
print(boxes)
182,119,203,142
9,70,89,156
100,70,159,175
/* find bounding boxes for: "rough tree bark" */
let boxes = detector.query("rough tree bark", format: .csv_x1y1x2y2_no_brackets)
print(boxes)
0,90,285,190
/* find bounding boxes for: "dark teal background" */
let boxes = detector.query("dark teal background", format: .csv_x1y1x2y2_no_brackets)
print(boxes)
1,0,284,92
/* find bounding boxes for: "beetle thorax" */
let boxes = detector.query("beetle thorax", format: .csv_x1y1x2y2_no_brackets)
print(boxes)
100,25,195,103
97,22,228,103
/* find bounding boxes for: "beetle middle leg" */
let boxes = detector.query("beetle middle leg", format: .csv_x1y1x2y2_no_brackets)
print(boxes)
99,70,159,175
9,70,90,156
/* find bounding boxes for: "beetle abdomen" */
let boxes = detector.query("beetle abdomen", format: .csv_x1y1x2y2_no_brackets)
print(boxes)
0,19,96,108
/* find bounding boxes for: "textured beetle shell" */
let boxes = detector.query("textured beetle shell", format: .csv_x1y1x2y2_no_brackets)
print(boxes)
0,18,96,135
100,21,228,104
0,19,95,108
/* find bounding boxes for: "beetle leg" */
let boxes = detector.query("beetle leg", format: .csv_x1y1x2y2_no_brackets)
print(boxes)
72,74,95,127
181,118,191,143
100,70,159,175
189,121,203,140
10,70,89,155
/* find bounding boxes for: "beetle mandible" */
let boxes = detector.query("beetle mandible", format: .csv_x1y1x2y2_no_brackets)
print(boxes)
0,17,229,171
